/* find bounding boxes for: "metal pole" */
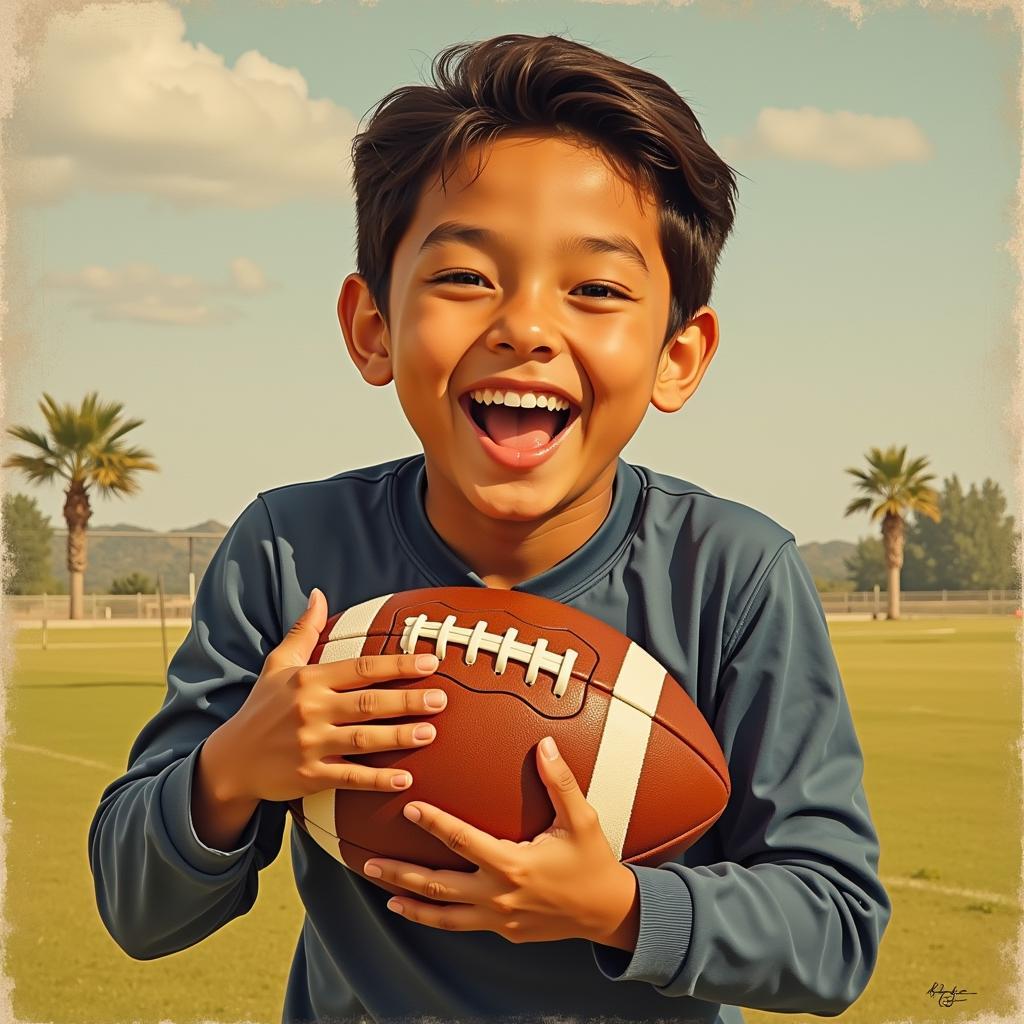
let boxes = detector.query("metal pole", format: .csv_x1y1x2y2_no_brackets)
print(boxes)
157,573,169,674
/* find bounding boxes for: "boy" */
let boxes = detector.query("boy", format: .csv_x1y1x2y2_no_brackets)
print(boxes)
89,32,890,1024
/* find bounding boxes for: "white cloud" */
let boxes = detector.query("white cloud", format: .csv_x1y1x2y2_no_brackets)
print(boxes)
41,259,273,327
570,0,866,18
230,257,269,294
718,106,933,169
571,0,695,6
8,1,357,208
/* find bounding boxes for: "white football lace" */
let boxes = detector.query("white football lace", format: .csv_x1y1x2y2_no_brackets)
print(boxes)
399,614,580,699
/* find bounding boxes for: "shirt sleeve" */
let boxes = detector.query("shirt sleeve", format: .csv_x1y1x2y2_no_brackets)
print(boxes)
87,494,289,960
591,540,891,1014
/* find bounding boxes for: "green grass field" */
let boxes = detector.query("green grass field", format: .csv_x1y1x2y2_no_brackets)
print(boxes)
3,617,1021,1024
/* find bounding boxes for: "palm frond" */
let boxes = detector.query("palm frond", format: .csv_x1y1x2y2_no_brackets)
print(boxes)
0,453,63,484
4,425,56,454
9,391,159,497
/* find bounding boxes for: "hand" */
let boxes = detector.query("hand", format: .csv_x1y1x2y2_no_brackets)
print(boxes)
362,737,641,950
191,587,448,849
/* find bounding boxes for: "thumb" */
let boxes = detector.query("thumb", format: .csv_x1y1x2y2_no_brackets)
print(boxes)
274,586,328,668
536,736,595,834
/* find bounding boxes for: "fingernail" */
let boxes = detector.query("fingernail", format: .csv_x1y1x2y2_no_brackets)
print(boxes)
424,690,446,709
363,862,382,878
404,804,421,822
541,736,558,760
416,654,439,671
413,724,435,741
307,587,319,610
392,773,411,789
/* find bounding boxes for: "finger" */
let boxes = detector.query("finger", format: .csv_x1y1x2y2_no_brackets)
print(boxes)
536,737,600,834
266,586,328,670
386,897,487,935
402,802,507,870
329,681,448,724
324,717,438,758
314,759,416,793
312,652,440,693
362,858,477,905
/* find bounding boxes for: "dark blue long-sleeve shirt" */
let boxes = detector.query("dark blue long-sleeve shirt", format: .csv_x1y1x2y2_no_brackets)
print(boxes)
89,453,890,1023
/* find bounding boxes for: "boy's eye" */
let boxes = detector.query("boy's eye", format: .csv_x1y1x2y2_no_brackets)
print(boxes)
574,283,628,300
429,270,628,300
431,270,487,287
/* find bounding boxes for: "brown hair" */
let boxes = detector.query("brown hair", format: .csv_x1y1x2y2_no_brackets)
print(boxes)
350,32,739,346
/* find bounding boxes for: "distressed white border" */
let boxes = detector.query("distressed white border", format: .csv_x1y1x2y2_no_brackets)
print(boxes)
0,2,1019,1024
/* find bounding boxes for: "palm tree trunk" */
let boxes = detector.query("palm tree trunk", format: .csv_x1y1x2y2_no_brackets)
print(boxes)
63,481,92,620
68,557,85,620
882,510,904,621
887,563,901,620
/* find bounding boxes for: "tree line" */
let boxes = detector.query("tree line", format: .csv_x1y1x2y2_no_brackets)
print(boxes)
1,493,164,595
843,475,1018,592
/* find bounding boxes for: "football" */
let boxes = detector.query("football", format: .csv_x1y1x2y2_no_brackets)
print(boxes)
288,586,730,897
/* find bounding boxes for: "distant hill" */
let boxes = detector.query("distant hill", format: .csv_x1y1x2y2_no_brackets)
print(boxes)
46,520,860,595
49,520,228,594
796,540,858,591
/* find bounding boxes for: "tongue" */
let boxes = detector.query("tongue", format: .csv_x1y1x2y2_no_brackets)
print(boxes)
480,405,559,450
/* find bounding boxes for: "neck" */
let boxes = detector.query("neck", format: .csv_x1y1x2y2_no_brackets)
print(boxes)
422,462,617,590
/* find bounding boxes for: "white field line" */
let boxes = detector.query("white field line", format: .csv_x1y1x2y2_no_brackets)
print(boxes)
14,641,165,649
832,628,961,637
7,741,119,774
881,874,1021,910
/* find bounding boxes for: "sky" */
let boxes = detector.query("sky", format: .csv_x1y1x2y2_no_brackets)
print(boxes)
1,0,1019,548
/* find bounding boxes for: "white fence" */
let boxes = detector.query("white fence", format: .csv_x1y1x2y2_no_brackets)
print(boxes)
817,588,1019,617
4,593,194,622
3,589,1021,623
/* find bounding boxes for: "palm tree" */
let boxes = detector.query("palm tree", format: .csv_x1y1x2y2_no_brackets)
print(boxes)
843,445,940,620
3,392,158,619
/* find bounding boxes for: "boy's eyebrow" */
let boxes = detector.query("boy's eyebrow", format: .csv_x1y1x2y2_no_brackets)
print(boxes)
417,220,649,276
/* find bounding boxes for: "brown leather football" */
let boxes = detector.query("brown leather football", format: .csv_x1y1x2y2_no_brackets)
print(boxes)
288,586,729,897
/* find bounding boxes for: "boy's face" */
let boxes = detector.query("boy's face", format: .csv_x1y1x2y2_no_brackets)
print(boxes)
340,131,717,527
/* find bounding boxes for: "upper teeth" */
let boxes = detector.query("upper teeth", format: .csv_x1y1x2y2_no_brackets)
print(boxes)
469,388,571,411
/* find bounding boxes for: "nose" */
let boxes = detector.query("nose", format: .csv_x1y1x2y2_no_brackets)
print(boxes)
484,290,563,359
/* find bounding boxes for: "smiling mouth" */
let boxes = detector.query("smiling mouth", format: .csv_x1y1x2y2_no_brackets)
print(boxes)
458,394,578,450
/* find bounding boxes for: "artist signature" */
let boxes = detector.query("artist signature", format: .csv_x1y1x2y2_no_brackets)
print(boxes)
926,982,976,1008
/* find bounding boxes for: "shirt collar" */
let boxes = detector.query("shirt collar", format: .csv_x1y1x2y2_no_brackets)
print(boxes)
389,453,642,601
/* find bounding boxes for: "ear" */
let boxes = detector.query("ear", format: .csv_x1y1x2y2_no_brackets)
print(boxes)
337,273,393,387
651,306,720,413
